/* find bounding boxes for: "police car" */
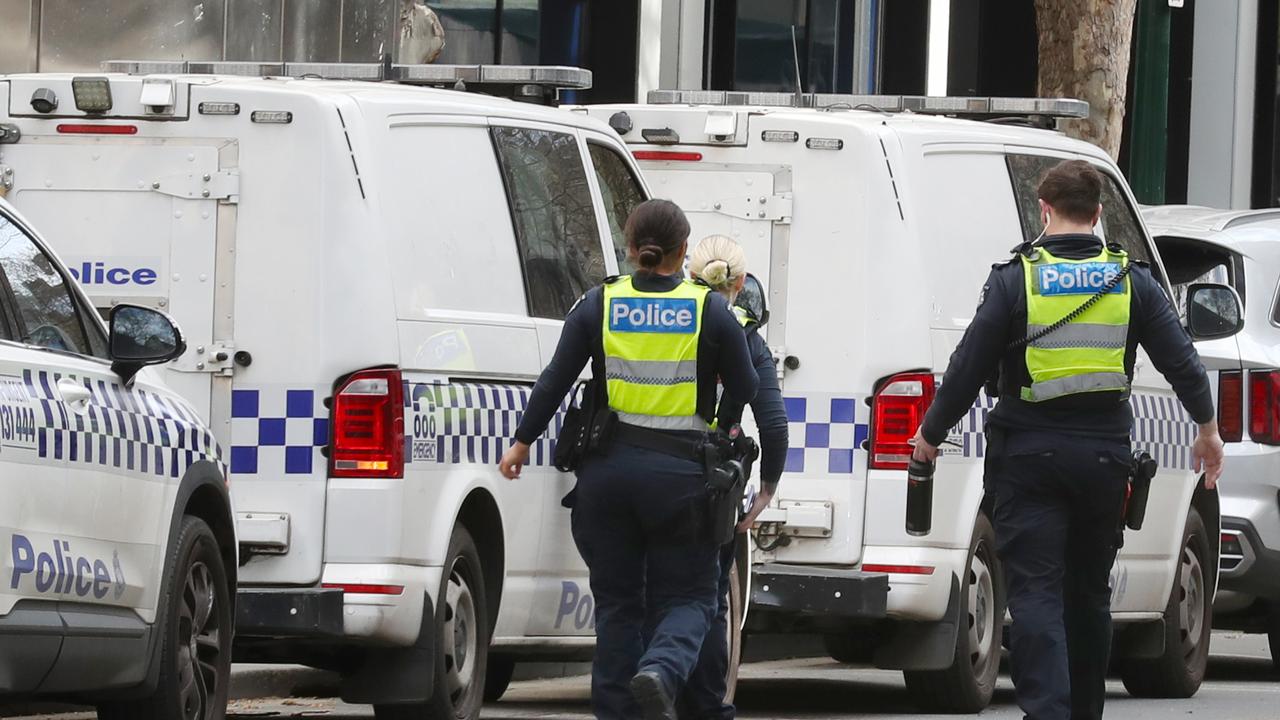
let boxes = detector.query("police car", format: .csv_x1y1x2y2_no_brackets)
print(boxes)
0,197,235,716
0,64,744,717
577,94,1233,710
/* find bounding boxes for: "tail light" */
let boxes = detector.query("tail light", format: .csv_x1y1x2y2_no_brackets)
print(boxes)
1219,371,1243,442
870,372,936,470
330,368,404,478
1248,369,1280,445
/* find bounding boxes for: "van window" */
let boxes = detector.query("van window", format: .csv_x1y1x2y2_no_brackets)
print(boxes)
1153,237,1237,321
588,143,646,273
492,127,606,319
1005,154,1155,267
0,215,98,356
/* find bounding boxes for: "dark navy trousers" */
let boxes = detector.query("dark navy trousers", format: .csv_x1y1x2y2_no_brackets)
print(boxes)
677,538,737,719
990,430,1130,720
570,442,720,720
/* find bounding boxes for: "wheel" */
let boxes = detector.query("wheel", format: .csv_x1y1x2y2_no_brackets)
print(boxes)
722,545,745,704
98,517,233,720
904,512,1004,713
1268,605,1280,672
1120,508,1212,698
483,657,514,702
376,525,490,720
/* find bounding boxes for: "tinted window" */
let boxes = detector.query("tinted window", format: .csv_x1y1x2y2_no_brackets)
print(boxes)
1153,237,1236,321
588,143,646,273
1006,154,1155,267
0,215,96,355
492,126,605,319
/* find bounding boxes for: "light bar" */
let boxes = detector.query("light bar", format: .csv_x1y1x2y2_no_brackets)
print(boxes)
646,90,1089,120
198,101,240,116
633,150,702,162
250,110,292,124
57,123,137,135
761,130,799,143
806,137,844,151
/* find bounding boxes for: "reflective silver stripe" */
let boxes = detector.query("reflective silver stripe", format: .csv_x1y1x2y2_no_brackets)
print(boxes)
1027,323,1129,350
1026,372,1130,402
605,357,699,386
615,412,709,430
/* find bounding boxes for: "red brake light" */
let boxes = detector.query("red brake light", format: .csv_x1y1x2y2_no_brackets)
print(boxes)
862,564,935,575
632,150,703,162
56,123,138,135
330,368,405,478
1248,370,1280,445
870,372,936,470
1219,371,1244,442
322,583,405,595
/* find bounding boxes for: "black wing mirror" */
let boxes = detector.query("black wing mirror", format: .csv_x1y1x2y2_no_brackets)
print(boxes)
735,273,769,326
109,304,186,384
1186,283,1244,341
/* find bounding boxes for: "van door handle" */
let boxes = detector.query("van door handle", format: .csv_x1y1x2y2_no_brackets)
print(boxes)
57,378,92,412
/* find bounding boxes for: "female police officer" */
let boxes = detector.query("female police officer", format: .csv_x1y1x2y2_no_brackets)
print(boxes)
498,200,758,720
680,235,789,719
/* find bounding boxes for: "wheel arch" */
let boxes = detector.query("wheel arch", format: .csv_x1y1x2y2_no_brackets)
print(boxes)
456,488,505,634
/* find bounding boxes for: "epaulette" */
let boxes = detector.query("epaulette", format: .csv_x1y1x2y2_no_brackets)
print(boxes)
1106,241,1125,254
603,274,622,285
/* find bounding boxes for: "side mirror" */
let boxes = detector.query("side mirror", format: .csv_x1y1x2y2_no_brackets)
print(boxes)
109,304,186,383
735,273,769,326
1186,283,1244,341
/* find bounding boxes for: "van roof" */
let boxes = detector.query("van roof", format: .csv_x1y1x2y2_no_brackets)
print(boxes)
1144,205,1280,263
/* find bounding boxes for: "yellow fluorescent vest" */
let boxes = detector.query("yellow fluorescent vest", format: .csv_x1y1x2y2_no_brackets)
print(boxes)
1020,246,1132,402
601,276,712,430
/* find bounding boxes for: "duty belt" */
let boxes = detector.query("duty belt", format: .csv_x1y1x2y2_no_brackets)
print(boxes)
613,422,705,461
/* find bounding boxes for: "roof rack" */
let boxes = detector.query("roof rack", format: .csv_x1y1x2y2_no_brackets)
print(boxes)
100,61,592,106
646,90,1088,127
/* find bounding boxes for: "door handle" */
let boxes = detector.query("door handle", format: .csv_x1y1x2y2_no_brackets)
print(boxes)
57,378,92,412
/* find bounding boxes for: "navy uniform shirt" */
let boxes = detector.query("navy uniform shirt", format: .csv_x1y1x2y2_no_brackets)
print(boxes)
717,325,789,491
515,272,758,444
920,234,1214,446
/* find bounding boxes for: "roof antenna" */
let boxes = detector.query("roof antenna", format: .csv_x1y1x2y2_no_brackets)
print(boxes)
790,25,804,107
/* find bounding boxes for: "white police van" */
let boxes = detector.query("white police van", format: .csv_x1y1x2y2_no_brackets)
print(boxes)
0,63,734,718
0,197,235,717
577,93,1231,711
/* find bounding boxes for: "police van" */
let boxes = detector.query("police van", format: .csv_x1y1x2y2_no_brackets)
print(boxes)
0,197,235,716
577,93,1231,711
0,63,732,717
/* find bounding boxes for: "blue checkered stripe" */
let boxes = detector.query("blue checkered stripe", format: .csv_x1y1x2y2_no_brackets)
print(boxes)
782,395,869,475
229,388,328,475
405,380,572,467
27,369,220,478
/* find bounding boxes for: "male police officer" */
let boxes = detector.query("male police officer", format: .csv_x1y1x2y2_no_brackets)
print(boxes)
910,160,1224,720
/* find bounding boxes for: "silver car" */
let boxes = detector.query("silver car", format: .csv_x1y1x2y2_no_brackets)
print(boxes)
1145,206,1280,667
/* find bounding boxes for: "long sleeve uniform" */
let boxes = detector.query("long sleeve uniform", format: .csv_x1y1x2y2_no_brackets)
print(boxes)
717,328,789,491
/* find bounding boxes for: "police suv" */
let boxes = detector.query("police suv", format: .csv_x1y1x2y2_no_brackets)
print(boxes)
578,93,1232,711
0,64,728,717
0,197,235,717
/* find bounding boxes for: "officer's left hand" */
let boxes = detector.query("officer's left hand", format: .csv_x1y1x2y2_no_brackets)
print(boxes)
910,427,940,463
499,441,531,480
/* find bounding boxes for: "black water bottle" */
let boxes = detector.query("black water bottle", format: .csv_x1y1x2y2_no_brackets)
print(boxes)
906,456,935,536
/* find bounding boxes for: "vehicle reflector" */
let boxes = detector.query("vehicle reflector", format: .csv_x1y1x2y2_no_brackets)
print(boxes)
632,150,703,162
251,110,293,124
56,124,137,135
1219,370,1243,442
330,368,404,478
71,76,113,112
761,130,800,143
199,101,241,116
1248,369,1280,444
862,564,935,575
870,372,936,470
322,583,405,595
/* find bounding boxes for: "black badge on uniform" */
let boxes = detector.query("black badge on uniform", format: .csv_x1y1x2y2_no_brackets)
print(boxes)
976,284,990,310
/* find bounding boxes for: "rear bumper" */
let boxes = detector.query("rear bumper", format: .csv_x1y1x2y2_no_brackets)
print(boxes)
235,588,345,639
750,563,888,619
1219,517,1280,599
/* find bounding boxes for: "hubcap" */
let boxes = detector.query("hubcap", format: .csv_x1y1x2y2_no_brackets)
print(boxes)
443,562,479,704
177,561,221,720
1179,540,1206,660
968,541,996,678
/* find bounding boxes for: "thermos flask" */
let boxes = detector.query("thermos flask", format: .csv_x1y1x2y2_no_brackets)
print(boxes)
906,456,935,536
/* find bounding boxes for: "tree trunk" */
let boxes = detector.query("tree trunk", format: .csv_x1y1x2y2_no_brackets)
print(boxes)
1034,0,1138,159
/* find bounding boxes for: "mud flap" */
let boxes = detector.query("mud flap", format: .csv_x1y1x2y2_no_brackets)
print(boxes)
873,573,961,671
340,594,436,704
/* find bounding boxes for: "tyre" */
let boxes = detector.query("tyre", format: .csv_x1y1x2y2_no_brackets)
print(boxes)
483,657,514,702
722,546,745,704
904,512,1004,713
1120,508,1212,698
375,525,489,720
98,516,233,720
1268,605,1280,672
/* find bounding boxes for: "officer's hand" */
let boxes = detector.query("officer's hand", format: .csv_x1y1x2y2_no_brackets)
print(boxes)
1192,422,1225,490
499,441,531,480
909,427,940,463
737,485,776,533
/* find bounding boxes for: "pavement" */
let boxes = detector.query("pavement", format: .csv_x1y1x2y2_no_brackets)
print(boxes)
5,631,1277,719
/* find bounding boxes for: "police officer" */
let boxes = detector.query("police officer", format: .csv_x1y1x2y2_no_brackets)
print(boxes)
909,160,1224,720
680,235,789,719
499,200,758,720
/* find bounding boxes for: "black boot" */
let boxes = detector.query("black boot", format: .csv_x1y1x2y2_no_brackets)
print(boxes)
629,669,677,720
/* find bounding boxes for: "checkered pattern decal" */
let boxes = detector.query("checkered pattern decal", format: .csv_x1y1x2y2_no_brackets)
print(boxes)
782,396,869,475
405,380,574,468
27,369,221,478
229,388,328,475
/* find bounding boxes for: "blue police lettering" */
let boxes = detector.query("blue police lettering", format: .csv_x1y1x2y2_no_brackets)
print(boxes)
609,298,697,334
9,534,114,600
554,581,596,630
1038,262,1123,296
67,261,158,287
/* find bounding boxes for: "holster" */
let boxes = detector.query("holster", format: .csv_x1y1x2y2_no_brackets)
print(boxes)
1124,451,1157,532
704,427,759,546
553,379,612,472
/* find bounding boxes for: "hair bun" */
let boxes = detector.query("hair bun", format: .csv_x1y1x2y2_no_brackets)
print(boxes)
637,243,664,269
701,259,731,286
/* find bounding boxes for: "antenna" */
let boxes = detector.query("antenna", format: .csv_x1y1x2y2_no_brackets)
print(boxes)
791,25,804,102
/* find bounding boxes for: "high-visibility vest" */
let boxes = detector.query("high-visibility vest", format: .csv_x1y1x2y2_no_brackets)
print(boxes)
1020,245,1132,402
601,276,712,430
